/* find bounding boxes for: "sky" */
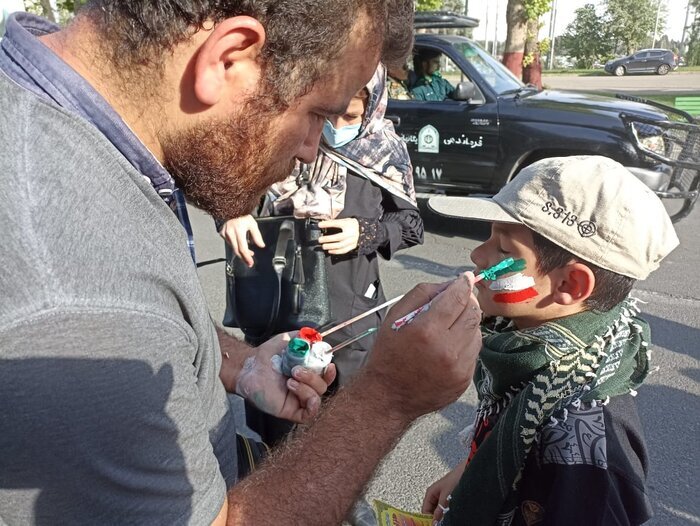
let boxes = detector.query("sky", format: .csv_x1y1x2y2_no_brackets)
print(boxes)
468,0,694,44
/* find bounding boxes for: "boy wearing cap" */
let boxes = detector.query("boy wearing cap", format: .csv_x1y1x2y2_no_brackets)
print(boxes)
423,156,678,526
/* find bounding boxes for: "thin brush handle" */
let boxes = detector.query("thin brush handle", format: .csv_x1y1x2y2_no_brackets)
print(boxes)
390,260,513,331
328,328,378,354
320,295,404,337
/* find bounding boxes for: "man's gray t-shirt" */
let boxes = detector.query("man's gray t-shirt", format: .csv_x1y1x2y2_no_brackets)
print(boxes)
0,72,237,524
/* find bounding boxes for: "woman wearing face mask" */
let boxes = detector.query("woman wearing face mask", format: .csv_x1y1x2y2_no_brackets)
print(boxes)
220,63,422,440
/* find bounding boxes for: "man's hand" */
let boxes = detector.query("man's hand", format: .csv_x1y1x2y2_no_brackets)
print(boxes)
218,215,264,267
318,218,360,255
235,332,337,423
363,272,482,420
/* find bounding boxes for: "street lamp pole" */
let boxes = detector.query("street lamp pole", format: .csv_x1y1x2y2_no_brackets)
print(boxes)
493,0,500,56
548,0,558,69
680,1,692,56
652,0,662,49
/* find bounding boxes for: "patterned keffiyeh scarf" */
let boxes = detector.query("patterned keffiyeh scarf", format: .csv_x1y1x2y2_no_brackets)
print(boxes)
264,63,416,219
441,298,651,526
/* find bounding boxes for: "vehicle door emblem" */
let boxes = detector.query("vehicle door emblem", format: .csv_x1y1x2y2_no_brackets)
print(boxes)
418,125,440,154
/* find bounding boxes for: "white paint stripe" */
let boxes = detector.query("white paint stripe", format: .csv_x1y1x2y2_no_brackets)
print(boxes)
489,273,535,292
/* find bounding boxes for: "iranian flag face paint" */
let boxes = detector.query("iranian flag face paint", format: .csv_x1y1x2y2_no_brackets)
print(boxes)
489,273,539,304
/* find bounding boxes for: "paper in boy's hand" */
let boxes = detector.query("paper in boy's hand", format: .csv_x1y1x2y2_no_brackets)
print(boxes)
372,499,434,526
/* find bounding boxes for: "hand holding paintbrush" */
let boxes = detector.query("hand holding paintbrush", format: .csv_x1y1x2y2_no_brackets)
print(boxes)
390,257,525,331
316,257,525,350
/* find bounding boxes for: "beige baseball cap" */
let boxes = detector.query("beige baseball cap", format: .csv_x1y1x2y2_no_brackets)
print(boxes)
429,156,679,280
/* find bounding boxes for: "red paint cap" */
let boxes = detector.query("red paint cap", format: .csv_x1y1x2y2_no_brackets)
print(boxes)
299,327,322,343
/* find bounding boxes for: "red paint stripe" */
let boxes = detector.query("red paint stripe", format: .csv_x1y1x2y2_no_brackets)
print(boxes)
492,287,539,304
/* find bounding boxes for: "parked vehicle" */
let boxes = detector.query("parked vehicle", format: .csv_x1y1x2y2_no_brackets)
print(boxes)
386,13,698,222
604,49,677,76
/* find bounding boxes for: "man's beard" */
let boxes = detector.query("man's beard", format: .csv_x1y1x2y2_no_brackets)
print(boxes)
161,100,296,221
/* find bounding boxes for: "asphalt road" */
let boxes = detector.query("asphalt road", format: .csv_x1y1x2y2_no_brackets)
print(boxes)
543,70,700,94
191,199,699,525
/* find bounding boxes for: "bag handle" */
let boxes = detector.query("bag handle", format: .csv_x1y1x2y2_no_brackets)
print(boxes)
261,219,295,340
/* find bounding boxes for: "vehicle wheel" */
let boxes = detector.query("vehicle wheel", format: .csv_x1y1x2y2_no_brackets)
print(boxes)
614,65,625,76
657,64,670,75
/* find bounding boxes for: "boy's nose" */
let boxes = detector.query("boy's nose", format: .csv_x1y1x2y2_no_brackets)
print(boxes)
470,244,488,269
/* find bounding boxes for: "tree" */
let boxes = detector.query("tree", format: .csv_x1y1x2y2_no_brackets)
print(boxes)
23,0,87,23
559,4,613,68
503,0,528,78
442,0,466,13
605,0,664,54
521,0,551,89
686,0,700,66
415,0,442,10
502,0,550,88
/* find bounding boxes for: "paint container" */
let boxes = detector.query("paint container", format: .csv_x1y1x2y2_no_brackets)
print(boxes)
305,341,333,374
281,337,310,376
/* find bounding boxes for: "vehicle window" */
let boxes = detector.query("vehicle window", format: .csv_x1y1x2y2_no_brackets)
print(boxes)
633,52,649,59
451,41,523,95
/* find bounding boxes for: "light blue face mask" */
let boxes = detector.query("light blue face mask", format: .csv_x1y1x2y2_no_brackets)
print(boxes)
322,120,361,148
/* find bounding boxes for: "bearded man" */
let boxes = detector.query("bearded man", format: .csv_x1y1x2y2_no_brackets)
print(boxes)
0,2,483,525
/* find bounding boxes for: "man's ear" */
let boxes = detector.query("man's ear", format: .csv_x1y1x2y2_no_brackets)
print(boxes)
193,16,266,106
551,262,595,306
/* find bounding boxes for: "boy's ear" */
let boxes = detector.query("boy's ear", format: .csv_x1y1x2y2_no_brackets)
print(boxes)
551,262,595,306
193,16,266,107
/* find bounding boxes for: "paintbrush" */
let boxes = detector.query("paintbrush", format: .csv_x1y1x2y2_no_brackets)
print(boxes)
390,258,526,331
320,258,526,337
320,296,404,338
326,327,378,354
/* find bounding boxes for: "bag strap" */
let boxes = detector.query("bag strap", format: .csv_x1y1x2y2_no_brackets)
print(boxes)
260,219,295,340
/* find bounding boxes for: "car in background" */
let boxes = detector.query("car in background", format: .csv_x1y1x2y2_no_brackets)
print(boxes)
604,49,677,76
386,13,698,222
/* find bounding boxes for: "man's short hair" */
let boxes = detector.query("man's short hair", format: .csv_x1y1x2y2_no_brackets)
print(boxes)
532,232,635,312
83,0,414,106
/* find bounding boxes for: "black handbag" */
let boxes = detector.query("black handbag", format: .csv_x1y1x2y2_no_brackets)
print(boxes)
223,216,333,341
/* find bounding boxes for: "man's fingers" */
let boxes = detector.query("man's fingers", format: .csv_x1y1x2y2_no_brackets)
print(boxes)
322,363,337,386
423,276,474,329
292,366,330,396
387,281,452,321
286,378,322,423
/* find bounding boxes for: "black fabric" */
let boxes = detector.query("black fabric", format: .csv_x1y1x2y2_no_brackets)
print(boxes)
324,172,421,386
502,395,653,526
223,217,332,340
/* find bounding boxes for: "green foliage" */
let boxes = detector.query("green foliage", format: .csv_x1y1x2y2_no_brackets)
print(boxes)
441,0,466,13
686,0,700,66
522,0,551,20
415,0,443,11
23,0,86,23
559,3,613,68
605,0,664,55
